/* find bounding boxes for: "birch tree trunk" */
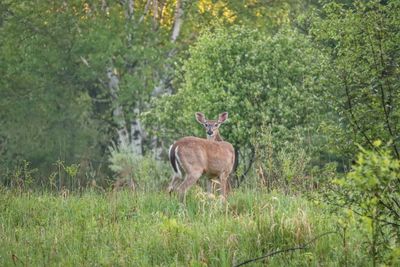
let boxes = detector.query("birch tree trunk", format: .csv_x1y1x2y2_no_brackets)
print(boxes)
107,0,186,159
107,0,146,157
127,0,134,20
151,0,185,97
107,67,131,151
150,0,186,159
127,0,145,156
107,66,144,156
171,0,183,42
130,108,143,155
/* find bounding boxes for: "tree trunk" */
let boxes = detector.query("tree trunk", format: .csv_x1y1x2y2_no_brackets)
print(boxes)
149,0,185,160
130,108,143,155
107,67,130,150
107,67,144,156
171,0,183,42
127,0,134,20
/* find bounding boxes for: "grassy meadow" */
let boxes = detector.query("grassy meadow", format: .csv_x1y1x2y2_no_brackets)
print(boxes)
2,1,400,266
0,187,368,267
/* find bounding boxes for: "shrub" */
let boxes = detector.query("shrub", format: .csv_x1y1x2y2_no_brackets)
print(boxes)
108,145,170,191
145,26,329,189
329,142,400,265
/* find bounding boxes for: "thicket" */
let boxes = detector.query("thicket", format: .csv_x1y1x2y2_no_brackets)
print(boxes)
321,144,400,265
1,0,398,187
145,26,330,190
311,0,400,161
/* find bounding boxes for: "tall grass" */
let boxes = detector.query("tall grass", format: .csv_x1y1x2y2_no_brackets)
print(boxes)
0,187,368,266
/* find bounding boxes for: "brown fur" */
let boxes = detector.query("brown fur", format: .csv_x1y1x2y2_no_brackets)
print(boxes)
168,112,235,201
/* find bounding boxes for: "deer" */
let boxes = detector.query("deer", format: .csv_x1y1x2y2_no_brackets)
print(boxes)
167,112,235,201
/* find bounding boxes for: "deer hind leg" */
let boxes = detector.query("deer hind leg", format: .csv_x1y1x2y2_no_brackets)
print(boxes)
206,177,219,198
176,170,202,202
167,173,183,194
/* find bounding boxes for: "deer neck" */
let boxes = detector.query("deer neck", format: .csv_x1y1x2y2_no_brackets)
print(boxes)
208,131,224,142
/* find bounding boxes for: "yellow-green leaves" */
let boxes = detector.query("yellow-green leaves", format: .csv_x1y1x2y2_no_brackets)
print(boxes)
332,144,400,264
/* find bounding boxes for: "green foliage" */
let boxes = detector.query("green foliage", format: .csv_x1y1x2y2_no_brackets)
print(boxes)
0,1,166,183
108,145,138,180
132,155,170,191
329,144,400,265
0,189,369,266
53,160,84,191
184,0,319,34
5,161,37,190
312,0,400,159
145,26,329,182
0,0,341,189
1,0,399,264
251,125,316,192
108,146,170,191
0,1,106,178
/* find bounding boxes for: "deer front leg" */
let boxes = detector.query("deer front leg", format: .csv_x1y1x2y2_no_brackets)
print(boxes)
219,172,230,200
206,178,213,194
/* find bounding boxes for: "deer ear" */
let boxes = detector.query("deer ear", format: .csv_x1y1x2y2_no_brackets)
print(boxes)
218,112,228,123
195,112,206,124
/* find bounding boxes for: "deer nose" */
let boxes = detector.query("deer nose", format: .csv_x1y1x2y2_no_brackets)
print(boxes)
207,130,213,135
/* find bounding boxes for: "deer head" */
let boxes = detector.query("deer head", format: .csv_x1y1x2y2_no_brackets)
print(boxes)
195,112,228,141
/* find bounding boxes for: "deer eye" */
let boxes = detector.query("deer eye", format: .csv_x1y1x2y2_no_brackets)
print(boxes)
214,123,219,127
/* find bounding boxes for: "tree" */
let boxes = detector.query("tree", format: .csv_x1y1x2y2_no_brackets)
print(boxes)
0,0,330,188
312,0,400,160
0,0,166,185
0,0,104,182
145,26,328,185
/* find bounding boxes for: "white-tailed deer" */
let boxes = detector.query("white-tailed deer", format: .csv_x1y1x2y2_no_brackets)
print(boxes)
168,112,235,201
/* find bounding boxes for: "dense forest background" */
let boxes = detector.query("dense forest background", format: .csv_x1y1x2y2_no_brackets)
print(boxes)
1,1,399,265
1,0,398,188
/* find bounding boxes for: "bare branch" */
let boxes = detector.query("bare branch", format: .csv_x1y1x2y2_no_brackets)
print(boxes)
234,231,338,267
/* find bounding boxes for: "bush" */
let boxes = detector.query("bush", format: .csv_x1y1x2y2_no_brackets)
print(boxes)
328,142,400,265
145,26,330,189
251,125,315,193
312,0,400,160
108,145,170,191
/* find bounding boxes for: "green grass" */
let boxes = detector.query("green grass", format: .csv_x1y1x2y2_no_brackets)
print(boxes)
0,187,367,266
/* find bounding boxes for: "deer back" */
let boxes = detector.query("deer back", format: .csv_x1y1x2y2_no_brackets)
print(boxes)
172,136,235,176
